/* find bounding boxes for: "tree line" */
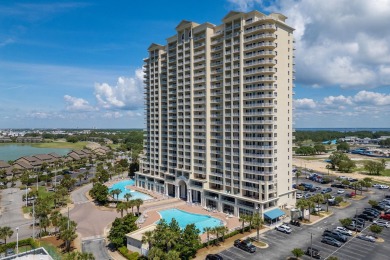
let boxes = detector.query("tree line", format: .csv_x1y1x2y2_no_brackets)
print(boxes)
294,130,390,142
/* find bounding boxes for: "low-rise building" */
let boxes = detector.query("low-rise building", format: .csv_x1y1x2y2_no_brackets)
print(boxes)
126,224,156,255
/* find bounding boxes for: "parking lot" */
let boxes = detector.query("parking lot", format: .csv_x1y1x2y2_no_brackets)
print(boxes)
217,176,390,260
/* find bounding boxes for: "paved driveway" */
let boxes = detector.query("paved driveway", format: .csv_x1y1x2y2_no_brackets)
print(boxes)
0,187,35,242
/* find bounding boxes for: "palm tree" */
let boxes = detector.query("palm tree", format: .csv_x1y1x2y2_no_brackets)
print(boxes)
306,200,315,222
141,230,154,250
124,193,132,202
212,226,220,244
239,214,247,233
247,214,253,230
203,227,212,246
116,202,127,217
310,194,324,211
296,199,308,220
50,210,62,234
135,199,143,216
296,169,302,186
128,200,136,214
0,227,14,244
323,193,332,212
218,226,228,242
252,213,264,241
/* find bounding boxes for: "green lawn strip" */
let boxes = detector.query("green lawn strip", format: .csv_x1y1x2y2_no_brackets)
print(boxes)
39,240,63,260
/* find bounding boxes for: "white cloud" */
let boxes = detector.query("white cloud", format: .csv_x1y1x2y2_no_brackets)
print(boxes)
227,0,258,12
323,95,353,106
229,0,390,89
64,95,96,112
294,98,316,109
94,68,144,110
353,91,390,106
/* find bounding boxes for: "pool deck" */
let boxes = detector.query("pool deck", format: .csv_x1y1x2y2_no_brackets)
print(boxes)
104,178,242,242
138,201,241,242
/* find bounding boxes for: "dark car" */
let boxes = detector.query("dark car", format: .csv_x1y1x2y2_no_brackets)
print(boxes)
365,208,381,215
321,236,342,247
322,230,348,242
352,217,366,226
355,214,374,222
305,247,321,259
234,239,256,253
373,204,386,211
206,254,223,260
363,210,379,218
290,219,301,227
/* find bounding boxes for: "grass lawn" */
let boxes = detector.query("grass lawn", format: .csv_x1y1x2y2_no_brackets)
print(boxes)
29,141,88,149
39,239,64,260
22,186,57,213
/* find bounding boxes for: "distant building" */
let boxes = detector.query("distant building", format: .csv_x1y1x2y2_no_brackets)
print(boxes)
15,137,43,143
0,136,12,143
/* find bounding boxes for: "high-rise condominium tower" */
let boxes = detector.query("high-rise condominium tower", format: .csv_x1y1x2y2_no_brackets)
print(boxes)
136,10,296,219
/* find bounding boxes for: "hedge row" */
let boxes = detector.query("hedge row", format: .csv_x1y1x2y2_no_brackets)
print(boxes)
0,238,38,253
118,246,139,260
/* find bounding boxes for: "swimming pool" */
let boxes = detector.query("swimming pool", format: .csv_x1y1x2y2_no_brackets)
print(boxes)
109,180,153,200
158,208,224,232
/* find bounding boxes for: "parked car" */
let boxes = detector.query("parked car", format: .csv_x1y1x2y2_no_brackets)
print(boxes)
276,224,292,234
304,193,313,199
206,254,223,260
345,192,356,198
355,214,374,222
373,219,390,228
335,226,353,236
373,184,382,188
357,234,376,242
379,185,389,189
321,236,342,247
314,205,323,212
296,193,303,199
322,230,348,242
365,208,381,215
380,214,390,220
352,217,366,226
331,183,345,188
362,210,379,218
373,204,386,211
321,188,332,194
337,189,345,194
346,223,363,232
234,239,256,253
290,219,301,227
305,247,321,259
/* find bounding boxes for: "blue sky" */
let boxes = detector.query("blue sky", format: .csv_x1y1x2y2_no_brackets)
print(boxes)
0,0,389,129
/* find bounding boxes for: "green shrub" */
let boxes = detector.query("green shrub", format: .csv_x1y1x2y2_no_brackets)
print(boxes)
118,246,139,260
0,238,36,253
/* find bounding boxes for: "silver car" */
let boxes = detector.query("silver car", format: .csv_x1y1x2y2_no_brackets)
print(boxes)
373,219,390,228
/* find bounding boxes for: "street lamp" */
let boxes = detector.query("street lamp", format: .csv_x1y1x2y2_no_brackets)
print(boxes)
16,227,19,256
308,231,314,258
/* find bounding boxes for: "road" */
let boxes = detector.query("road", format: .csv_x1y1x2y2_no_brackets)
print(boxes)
82,237,112,260
69,181,119,259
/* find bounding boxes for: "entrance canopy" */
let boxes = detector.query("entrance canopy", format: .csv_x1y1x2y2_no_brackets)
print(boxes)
264,208,285,220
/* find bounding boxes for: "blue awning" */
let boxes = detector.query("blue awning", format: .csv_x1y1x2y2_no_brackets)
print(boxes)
264,208,285,220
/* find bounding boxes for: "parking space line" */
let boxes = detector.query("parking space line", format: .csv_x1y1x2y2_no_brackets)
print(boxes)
225,248,249,260
218,251,237,260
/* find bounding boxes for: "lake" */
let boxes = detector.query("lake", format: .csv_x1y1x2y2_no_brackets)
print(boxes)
0,144,71,161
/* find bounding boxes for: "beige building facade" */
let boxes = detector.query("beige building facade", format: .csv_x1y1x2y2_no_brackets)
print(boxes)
136,10,296,219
